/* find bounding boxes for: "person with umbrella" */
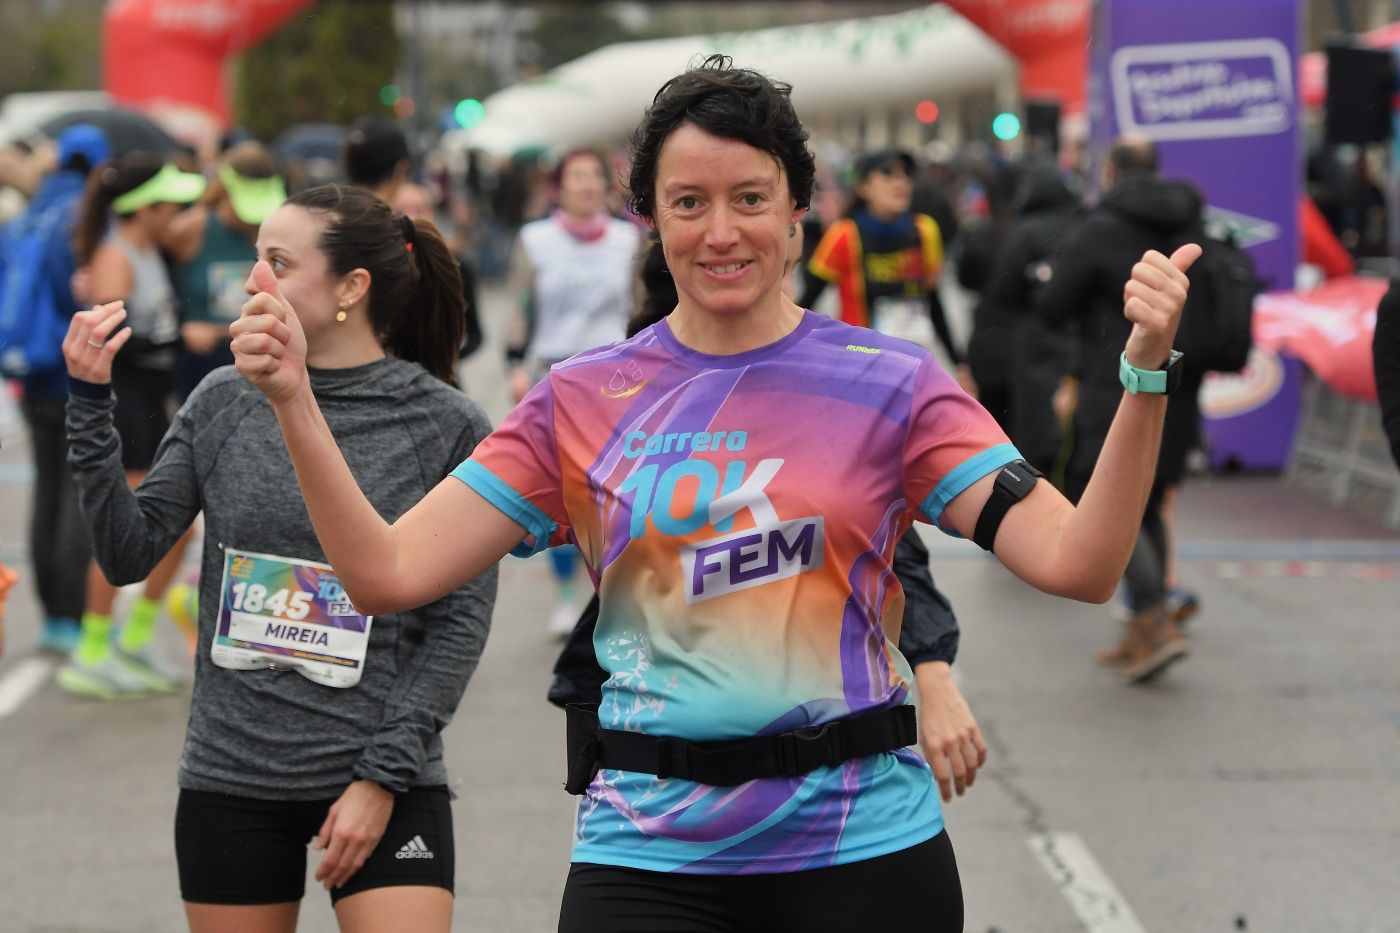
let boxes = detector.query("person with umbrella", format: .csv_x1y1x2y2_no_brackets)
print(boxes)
0,125,109,654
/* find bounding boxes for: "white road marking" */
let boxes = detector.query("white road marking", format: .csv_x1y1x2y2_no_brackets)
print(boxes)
1028,832,1149,933
0,656,55,720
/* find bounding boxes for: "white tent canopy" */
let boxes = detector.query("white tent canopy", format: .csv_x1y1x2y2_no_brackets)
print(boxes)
448,5,1017,157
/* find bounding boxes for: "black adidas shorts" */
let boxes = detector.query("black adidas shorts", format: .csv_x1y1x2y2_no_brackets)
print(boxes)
175,786,454,905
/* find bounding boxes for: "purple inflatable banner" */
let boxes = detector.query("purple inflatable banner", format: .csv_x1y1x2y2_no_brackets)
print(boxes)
1090,0,1303,470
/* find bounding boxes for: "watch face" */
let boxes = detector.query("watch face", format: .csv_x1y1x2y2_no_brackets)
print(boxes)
1165,353,1184,394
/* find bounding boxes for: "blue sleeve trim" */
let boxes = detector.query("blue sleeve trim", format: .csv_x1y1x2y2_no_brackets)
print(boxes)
920,443,1022,526
450,460,556,557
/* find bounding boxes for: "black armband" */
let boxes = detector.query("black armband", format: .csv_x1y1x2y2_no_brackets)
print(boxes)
972,460,1042,553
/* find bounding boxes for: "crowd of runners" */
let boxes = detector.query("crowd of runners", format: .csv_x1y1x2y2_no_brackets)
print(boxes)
7,46,1390,933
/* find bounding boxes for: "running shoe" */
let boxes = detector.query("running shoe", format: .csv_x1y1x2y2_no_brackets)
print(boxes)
164,580,199,658
38,617,82,654
112,640,185,693
56,651,153,700
547,600,579,640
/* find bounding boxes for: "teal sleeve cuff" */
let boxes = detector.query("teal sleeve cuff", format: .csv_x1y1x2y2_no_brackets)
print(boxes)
920,443,1023,528
450,460,556,557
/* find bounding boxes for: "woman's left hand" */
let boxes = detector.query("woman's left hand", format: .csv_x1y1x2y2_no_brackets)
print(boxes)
1121,243,1201,370
313,779,395,890
914,661,987,803
61,301,131,384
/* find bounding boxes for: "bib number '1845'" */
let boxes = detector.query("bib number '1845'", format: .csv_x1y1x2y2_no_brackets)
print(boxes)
212,548,373,688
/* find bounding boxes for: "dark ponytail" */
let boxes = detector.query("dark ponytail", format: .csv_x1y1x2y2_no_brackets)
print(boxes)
399,215,466,384
286,184,465,384
73,152,164,265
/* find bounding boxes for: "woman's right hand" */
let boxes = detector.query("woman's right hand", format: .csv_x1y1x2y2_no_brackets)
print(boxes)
62,301,131,384
230,260,308,404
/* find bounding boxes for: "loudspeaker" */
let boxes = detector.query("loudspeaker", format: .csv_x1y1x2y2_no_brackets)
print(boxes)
1025,99,1061,153
1325,44,1394,145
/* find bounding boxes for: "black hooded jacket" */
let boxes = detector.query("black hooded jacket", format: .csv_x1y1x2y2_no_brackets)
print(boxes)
967,163,1082,387
1375,279,1400,470
1035,173,1206,495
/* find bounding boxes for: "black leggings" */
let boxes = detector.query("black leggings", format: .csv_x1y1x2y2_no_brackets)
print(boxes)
559,830,962,933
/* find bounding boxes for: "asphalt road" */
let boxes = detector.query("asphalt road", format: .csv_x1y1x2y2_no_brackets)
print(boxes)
1,287,1398,932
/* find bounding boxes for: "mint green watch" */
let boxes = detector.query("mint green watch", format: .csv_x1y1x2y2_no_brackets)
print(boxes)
1119,350,1184,395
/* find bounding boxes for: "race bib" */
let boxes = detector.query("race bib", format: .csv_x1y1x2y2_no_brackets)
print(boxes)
212,548,372,688
870,297,934,350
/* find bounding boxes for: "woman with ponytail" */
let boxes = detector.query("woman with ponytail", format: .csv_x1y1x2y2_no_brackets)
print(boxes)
59,152,206,700
61,183,494,930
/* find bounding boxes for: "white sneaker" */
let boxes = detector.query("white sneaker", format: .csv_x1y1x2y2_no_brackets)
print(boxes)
112,640,184,693
56,651,153,700
547,600,579,640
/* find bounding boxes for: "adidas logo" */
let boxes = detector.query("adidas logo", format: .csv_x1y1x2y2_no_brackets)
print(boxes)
395,834,435,860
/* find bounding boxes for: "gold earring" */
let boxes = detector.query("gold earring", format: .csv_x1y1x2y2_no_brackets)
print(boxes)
788,225,796,238
335,305,348,323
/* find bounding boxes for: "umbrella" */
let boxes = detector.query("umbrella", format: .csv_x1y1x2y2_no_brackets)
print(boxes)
272,123,347,192
39,107,180,158
272,123,346,162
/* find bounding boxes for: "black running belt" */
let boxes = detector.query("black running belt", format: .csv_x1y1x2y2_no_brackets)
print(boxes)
596,705,918,786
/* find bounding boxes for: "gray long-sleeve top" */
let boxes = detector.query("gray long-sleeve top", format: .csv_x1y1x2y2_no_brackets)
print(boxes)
67,358,497,798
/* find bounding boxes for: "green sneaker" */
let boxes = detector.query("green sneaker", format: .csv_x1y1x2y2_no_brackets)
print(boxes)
56,652,153,700
112,641,184,693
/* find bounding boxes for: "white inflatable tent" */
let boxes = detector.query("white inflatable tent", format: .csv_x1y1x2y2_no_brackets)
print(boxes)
447,5,1018,158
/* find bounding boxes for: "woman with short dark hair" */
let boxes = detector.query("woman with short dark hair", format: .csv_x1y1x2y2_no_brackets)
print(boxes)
232,55,1199,931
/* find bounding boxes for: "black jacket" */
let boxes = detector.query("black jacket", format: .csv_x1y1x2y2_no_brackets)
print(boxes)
967,164,1081,389
1375,279,1400,469
1035,173,1206,496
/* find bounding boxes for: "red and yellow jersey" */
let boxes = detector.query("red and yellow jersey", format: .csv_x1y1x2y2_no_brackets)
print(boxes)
807,213,943,327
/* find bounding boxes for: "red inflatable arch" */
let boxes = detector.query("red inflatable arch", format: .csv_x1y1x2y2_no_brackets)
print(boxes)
942,0,1089,113
103,0,312,146
102,0,1089,147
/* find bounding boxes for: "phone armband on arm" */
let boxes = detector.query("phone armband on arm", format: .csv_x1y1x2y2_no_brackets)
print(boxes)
972,460,1042,553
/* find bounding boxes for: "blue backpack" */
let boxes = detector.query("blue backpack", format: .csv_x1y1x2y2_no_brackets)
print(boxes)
0,192,76,379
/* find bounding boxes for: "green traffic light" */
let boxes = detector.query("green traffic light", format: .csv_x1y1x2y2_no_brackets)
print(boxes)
992,112,1022,141
455,98,485,128
379,84,401,107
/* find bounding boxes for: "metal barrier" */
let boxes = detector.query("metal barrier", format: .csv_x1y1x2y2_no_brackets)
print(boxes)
1286,373,1400,529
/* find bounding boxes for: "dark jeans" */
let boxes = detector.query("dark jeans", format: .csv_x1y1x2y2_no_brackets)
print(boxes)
1123,484,1169,613
20,395,90,619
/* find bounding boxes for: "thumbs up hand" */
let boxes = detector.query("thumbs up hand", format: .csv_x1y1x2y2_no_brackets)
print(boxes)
231,260,308,404
1122,243,1202,370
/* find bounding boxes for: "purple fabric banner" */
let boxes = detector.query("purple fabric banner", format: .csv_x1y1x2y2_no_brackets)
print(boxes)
1090,0,1303,469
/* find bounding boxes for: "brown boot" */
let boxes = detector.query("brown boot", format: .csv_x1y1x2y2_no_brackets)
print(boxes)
1095,618,1150,667
1121,606,1191,684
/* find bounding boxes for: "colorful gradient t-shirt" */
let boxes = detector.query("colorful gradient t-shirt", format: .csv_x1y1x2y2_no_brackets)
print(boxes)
453,310,1019,874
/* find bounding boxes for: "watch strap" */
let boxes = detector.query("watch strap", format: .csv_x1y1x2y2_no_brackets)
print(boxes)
1119,350,1184,394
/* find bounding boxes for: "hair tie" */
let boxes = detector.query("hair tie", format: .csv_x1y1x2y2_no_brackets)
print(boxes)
399,214,417,252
